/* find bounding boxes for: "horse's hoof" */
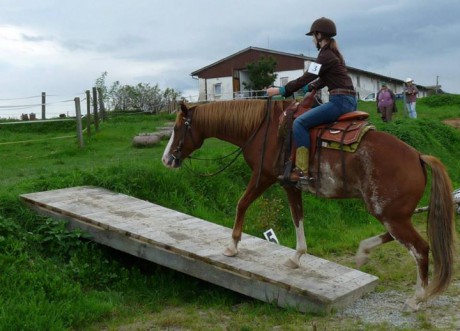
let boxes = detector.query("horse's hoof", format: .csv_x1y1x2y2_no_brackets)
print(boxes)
223,247,238,257
284,258,300,269
355,254,368,268
403,298,421,312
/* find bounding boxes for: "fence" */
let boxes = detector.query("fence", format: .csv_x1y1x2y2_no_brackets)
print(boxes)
0,88,106,150
0,88,183,149
0,88,107,121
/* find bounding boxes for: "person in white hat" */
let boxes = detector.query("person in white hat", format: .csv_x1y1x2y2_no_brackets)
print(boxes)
404,78,418,118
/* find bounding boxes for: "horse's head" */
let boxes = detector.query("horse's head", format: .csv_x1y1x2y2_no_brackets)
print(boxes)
162,101,203,168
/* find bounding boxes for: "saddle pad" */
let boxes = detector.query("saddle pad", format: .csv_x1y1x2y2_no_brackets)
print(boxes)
312,121,375,153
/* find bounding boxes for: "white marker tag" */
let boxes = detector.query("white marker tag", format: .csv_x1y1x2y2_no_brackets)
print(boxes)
263,228,279,244
307,62,322,75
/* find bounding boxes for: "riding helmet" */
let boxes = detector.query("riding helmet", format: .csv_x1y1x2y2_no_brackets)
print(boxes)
306,17,337,37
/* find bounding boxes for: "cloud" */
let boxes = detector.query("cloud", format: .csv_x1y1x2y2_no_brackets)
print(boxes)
0,25,59,67
0,0,459,115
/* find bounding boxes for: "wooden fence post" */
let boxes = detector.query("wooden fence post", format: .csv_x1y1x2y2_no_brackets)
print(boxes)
92,87,99,131
74,97,84,148
85,90,91,137
41,92,46,120
98,88,107,120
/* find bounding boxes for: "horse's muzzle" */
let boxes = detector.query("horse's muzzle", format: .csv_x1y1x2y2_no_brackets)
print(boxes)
164,154,181,168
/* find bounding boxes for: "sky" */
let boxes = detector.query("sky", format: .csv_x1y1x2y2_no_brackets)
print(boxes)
1,0,459,118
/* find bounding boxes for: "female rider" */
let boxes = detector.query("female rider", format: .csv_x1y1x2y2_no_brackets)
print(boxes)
267,17,357,183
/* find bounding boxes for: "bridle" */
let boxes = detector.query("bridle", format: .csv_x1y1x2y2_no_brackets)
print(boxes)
170,107,197,163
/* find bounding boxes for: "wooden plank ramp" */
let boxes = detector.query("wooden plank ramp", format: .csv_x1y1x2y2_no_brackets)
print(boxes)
20,186,378,313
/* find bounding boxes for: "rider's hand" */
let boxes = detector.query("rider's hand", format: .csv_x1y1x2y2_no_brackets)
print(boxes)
266,87,280,97
302,84,316,94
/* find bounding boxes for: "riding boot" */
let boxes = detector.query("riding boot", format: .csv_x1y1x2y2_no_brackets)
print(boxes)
288,147,309,182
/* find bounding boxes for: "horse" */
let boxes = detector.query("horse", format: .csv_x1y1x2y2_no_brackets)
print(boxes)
161,95,455,311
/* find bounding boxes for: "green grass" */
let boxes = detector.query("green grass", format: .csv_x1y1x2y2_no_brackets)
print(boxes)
1,97,460,330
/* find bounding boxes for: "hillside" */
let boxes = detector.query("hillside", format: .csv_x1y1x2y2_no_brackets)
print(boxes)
1,94,460,330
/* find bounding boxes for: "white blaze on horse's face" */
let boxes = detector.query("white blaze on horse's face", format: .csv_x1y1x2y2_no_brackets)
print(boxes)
162,129,179,168
163,103,192,169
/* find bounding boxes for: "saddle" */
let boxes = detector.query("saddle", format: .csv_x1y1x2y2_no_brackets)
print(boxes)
310,113,374,156
278,93,375,190
279,98,374,155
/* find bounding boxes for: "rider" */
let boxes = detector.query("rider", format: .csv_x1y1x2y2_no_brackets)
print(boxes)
267,17,357,182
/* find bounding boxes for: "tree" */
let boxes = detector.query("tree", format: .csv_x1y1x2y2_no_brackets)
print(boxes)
96,72,182,113
243,56,278,94
163,87,182,113
95,71,109,103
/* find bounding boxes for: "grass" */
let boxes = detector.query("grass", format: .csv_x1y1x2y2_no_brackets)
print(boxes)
1,95,460,330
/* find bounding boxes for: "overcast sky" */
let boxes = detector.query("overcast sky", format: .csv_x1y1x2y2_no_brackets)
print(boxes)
1,0,459,118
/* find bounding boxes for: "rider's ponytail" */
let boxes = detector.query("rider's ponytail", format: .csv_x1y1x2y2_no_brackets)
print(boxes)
328,39,345,65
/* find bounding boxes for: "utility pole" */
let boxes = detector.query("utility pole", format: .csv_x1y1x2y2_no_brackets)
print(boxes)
436,76,439,94
403,82,407,117
41,92,46,120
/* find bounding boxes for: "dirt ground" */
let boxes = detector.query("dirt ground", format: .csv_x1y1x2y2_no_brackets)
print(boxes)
443,118,460,129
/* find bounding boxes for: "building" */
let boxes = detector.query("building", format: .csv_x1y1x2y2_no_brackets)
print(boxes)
191,46,431,102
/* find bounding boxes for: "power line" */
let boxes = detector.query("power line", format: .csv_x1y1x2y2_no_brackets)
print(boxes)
0,95,43,101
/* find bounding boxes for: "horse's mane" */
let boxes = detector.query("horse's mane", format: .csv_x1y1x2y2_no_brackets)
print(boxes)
192,99,276,137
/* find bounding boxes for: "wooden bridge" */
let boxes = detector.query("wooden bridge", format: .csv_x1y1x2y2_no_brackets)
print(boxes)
20,186,378,313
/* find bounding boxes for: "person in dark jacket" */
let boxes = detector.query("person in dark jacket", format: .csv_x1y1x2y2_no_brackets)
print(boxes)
376,82,396,122
267,17,357,183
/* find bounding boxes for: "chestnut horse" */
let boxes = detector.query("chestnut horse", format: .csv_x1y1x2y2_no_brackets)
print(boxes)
162,96,455,310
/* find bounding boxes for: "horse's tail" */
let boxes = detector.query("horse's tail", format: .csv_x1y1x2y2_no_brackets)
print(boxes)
420,154,456,298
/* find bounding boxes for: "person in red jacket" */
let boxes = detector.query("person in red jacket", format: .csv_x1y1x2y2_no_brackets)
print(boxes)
267,17,357,183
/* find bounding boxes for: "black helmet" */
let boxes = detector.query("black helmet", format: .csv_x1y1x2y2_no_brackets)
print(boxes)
306,17,337,37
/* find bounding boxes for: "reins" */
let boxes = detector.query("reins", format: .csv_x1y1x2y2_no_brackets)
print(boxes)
182,146,244,177
256,97,272,187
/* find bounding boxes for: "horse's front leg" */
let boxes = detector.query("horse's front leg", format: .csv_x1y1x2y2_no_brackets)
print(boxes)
282,186,306,268
223,176,274,257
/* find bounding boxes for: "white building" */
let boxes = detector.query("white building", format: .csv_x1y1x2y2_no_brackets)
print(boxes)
191,47,431,102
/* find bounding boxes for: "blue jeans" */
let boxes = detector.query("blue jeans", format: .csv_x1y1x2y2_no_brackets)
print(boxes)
406,102,417,118
293,95,357,148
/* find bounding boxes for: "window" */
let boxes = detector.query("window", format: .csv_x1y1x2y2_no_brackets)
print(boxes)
214,83,222,96
280,77,289,87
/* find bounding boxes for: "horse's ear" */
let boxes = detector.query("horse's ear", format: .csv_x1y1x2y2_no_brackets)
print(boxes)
180,100,188,114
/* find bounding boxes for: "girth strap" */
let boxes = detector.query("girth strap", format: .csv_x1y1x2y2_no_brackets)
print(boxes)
339,121,355,195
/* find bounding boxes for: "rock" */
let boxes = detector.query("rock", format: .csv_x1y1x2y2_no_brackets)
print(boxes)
132,134,161,148
156,129,172,139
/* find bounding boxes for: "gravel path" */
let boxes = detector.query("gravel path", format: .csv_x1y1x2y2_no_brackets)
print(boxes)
337,281,460,329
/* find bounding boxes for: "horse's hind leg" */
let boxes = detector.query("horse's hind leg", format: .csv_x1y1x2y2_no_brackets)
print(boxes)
383,219,430,311
283,186,307,268
355,232,394,267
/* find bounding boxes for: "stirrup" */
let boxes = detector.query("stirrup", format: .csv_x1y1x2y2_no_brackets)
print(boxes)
277,168,306,183
296,175,315,190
